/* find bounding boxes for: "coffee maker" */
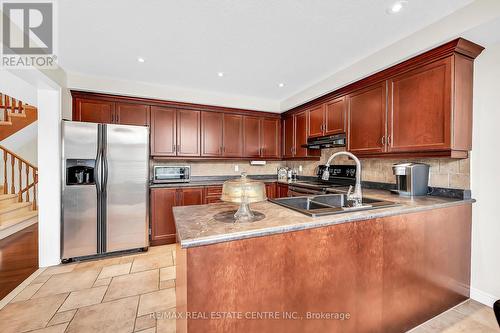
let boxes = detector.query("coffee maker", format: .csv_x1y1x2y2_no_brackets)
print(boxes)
391,163,430,196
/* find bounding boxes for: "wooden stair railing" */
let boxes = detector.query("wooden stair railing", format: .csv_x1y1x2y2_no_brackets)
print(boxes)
0,93,29,123
0,145,37,210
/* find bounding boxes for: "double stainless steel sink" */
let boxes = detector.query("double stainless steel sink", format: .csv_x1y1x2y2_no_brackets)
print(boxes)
269,193,398,217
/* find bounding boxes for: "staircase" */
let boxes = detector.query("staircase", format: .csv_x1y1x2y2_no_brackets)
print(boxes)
0,93,37,141
0,145,38,238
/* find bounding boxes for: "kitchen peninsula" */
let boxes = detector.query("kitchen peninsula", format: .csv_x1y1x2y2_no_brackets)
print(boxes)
174,188,473,333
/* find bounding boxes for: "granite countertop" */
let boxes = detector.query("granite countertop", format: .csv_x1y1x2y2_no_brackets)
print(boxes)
173,188,475,249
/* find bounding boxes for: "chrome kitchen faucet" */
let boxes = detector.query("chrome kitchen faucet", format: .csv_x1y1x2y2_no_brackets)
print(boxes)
322,151,363,207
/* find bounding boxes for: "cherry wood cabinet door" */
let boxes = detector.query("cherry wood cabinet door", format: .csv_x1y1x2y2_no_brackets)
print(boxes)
151,106,176,156
283,116,295,158
347,83,387,154
243,116,261,158
222,114,243,157
308,105,325,138
150,188,177,245
115,102,149,126
325,97,346,135
388,58,452,152
74,98,114,124
201,111,223,157
260,118,280,159
205,185,223,204
177,109,200,157
178,187,204,206
265,183,276,199
277,183,289,198
294,111,309,157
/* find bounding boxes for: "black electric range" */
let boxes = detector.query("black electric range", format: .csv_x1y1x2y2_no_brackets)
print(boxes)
288,165,356,196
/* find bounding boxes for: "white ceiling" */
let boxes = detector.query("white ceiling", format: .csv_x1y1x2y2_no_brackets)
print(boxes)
58,0,473,107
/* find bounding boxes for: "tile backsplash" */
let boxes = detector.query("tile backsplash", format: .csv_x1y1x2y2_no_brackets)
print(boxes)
151,149,470,189
285,148,470,190
152,160,284,177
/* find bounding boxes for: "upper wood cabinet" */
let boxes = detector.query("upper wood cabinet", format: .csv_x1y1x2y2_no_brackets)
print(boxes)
307,97,346,138
283,38,483,159
387,57,451,153
151,106,200,157
347,82,387,155
324,97,346,135
115,103,149,126
243,116,280,159
151,106,176,156
308,105,325,138
201,111,224,157
73,98,149,126
223,114,243,157
243,116,261,158
177,109,200,156
73,98,114,124
282,112,319,159
283,116,294,158
260,118,280,158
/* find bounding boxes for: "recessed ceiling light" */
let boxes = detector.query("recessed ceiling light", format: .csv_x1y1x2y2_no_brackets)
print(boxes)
387,1,407,14
278,83,285,88
137,57,145,63
217,72,224,77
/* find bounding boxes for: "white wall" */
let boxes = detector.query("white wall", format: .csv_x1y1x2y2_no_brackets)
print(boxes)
470,42,500,306
37,89,62,267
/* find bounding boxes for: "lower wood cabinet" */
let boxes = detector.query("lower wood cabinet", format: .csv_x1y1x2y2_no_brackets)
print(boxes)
150,187,204,246
265,182,276,199
204,185,223,204
277,183,289,198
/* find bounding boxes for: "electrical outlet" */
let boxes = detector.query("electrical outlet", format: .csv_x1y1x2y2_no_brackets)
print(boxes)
234,165,239,172
299,165,303,172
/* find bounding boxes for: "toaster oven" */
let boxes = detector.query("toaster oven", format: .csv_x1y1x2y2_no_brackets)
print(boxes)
153,165,191,183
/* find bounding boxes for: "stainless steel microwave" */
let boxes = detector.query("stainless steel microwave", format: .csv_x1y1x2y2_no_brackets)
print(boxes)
153,165,191,183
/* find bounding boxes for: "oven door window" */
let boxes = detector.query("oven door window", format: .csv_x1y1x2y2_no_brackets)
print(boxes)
155,167,189,181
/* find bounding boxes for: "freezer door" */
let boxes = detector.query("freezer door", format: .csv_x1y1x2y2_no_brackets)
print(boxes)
105,124,149,252
61,121,99,259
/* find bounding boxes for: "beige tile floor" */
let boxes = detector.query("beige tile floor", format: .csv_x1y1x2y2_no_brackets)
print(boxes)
0,243,498,333
0,244,177,333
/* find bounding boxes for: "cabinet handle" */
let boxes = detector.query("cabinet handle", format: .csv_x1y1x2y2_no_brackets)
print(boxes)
387,135,392,145
173,144,176,152
177,144,180,153
381,136,386,145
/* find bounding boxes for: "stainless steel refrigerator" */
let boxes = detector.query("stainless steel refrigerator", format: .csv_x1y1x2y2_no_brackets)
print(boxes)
61,120,149,261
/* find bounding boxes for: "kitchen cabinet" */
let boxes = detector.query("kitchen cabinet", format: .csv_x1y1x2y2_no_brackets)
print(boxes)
150,188,177,245
223,114,244,157
151,106,201,157
283,116,294,158
282,112,319,159
307,105,325,138
277,183,289,198
73,98,149,126
73,98,114,124
243,116,261,158
307,97,346,138
201,111,224,157
151,106,177,156
205,185,223,204
324,97,346,135
387,58,451,153
243,116,280,159
115,102,149,126
150,187,204,246
347,82,387,155
177,109,201,156
260,118,280,158
265,182,276,199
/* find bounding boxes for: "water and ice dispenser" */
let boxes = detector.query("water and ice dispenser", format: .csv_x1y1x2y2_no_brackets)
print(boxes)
66,159,95,185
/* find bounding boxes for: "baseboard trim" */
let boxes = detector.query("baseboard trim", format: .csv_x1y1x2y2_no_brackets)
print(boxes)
470,287,499,307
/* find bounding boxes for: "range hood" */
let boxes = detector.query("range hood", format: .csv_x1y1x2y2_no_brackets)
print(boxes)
302,133,346,149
